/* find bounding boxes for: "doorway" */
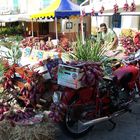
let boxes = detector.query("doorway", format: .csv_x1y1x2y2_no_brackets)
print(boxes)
39,22,49,35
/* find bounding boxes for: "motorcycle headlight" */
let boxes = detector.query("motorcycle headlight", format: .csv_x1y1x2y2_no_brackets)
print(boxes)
53,91,62,103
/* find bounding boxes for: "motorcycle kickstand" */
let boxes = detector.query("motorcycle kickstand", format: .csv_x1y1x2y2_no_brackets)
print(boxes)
108,119,116,131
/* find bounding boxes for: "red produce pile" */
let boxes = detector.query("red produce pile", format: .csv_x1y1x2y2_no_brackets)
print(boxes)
133,32,140,49
67,61,103,87
20,36,54,51
120,36,138,55
49,61,103,123
2,61,46,108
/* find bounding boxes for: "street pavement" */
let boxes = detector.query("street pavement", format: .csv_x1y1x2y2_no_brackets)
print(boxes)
56,100,140,140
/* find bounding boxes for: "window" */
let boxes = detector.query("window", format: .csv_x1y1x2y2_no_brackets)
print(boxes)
13,0,20,13
13,0,19,9
112,13,121,28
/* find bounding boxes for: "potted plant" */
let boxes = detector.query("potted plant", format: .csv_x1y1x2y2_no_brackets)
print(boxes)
69,37,106,62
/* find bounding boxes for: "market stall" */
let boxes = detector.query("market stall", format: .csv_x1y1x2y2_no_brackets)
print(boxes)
30,0,80,39
1,1,140,139
16,0,81,67
31,0,80,19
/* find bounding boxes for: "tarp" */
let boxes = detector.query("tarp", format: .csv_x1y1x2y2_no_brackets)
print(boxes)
0,15,19,22
55,0,80,18
31,0,80,19
31,0,61,19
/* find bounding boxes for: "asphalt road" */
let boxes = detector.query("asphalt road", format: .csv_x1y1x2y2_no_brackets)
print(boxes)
56,100,140,140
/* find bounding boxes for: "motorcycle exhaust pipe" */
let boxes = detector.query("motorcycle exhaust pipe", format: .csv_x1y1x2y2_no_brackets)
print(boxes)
83,116,111,126
83,109,127,126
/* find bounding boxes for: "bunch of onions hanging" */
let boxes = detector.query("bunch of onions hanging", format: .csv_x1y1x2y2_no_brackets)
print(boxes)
113,3,119,13
82,10,86,17
130,0,136,12
99,6,105,14
91,8,95,16
123,0,129,11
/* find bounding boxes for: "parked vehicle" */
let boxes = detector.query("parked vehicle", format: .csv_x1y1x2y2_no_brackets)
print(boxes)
50,50,140,137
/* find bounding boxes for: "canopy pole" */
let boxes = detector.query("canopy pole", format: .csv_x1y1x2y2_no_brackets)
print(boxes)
80,15,84,44
68,18,70,41
55,17,58,40
80,0,89,44
31,19,34,37
96,15,98,27
36,19,40,38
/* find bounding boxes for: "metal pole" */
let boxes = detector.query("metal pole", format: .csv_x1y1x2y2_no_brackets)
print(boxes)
96,15,98,27
80,0,89,44
80,10,85,44
31,19,34,36
55,17,58,39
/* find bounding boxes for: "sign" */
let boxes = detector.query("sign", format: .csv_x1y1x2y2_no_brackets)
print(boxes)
66,22,73,29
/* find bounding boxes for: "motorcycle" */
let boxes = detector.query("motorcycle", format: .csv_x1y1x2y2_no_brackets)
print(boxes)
50,50,140,137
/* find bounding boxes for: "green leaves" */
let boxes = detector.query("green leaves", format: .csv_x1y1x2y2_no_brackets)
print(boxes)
0,35,23,49
5,45,22,64
0,62,5,77
0,25,24,35
70,37,106,62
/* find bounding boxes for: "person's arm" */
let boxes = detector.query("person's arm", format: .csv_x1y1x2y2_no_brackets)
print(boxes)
97,32,104,44
112,35,118,46
110,31,118,49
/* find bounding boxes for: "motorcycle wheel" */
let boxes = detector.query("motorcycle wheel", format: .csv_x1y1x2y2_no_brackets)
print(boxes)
62,101,94,137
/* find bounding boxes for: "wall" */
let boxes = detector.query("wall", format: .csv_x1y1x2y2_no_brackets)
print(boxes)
88,0,140,31
90,0,140,11
121,16,140,30
26,0,42,14
0,0,43,14
91,6,140,33
0,0,13,13
49,16,91,41
19,0,28,13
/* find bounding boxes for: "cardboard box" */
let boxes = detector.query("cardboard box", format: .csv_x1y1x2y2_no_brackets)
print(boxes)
34,65,51,80
57,64,84,89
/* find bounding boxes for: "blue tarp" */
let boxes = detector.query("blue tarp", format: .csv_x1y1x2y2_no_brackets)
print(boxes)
55,0,80,18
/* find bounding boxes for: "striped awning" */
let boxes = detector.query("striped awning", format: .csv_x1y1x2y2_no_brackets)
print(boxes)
30,0,61,19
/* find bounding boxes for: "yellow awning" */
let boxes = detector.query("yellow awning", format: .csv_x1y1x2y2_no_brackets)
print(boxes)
31,0,61,19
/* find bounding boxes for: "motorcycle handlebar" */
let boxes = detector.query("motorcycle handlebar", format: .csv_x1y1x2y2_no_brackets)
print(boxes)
122,55,140,65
